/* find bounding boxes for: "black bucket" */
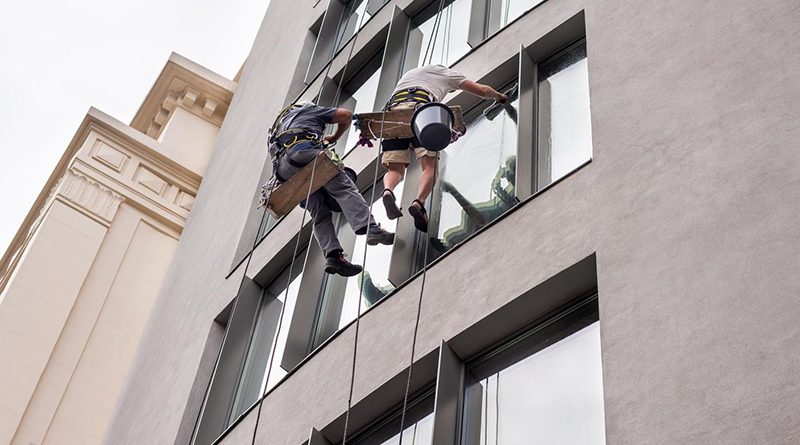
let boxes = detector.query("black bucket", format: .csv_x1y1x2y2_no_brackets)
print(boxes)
411,102,454,151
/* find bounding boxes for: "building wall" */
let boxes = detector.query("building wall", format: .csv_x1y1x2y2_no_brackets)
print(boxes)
0,54,233,444
106,0,800,444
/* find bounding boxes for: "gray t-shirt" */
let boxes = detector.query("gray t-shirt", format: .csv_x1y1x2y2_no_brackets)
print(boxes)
277,103,336,136
269,103,336,156
393,64,468,102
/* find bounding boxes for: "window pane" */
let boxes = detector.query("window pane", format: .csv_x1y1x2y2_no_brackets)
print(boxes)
538,42,592,186
228,259,304,422
335,0,373,53
311,181,404,350
406,0,471,69
338,59,383,155
371,413,434,445
467,322,605,445
488,0,545,35
421,98,518,265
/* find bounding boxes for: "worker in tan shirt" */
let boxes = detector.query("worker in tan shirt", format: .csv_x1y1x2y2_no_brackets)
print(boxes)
380,64,508,232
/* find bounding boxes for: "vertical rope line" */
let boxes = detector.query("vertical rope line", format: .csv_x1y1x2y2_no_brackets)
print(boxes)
250,155,319,445
394,0,448,441
421,0,446,66
188,178,276,445
397,163,438,445
341,94,389,445
251,1,369,442
494,374,500,445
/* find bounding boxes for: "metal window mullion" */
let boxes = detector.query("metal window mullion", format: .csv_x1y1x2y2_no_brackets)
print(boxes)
305,0,348,84
308,427,333,445
375,5,411,108
467,0,489,47
516,44,538,200
431,340,466,444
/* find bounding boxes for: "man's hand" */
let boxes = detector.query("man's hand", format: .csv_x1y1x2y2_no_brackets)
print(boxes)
323,134,338,146
498,93,509,104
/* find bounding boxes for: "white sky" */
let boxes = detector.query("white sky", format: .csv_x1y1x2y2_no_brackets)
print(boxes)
0,0,270,255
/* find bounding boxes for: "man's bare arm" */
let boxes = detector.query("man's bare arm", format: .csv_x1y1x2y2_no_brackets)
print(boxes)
324,108,353,144
460,80,508,103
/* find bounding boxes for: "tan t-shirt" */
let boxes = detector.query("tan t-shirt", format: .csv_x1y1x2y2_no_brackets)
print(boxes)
393,64,468,102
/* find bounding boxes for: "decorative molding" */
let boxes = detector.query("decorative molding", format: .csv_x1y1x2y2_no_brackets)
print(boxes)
91,140,129,172
134,166,169,196
175,191,195,212
59,169,125,224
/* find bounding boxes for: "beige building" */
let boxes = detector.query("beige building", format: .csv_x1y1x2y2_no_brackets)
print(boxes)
0,53,234,445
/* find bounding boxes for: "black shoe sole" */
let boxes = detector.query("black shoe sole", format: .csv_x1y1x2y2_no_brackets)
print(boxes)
325,264,363,277
382,193,403,220
408,204,428,232
366,232,395,246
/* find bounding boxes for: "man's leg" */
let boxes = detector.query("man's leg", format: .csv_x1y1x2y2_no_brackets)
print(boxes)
416,154,438,202
305,191,363,277
379,143,411,219
325,171,394,245
383,162,405,192
407,149,439,233
305,191,343,257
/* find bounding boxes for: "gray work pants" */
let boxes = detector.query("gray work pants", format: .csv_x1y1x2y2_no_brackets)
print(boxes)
276,147,376,257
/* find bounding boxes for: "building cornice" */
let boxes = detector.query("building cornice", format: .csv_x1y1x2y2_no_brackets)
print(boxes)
130,52,236,139
0,107,204,292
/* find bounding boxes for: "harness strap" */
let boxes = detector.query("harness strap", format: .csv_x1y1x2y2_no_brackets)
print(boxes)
384,88,432,110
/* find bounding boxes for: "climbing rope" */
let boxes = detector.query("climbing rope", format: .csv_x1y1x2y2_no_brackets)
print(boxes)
396,0,447,442
251,1,370,443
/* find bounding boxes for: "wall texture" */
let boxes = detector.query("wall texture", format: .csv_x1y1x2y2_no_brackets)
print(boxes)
106,0,800,444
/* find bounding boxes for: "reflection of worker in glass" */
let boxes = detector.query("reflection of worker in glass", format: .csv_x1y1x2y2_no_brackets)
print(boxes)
431,157,517,252
380,64,508,232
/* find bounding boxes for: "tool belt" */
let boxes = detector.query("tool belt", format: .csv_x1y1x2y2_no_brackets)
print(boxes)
271,128,325,183
384,88,432,110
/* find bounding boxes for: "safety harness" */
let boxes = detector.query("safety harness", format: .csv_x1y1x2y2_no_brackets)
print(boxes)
383,87,433,110
268,104,325,182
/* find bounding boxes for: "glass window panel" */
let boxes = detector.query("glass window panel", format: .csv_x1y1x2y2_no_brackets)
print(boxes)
420,97,518,266
406,0,471,69
467,322,605,445
338,58,383,155
335,0,373,54
311,180,405,350
228,258,304,422
488,0,545,35
351,396,435,445
538,42,592,186
371,413,434,445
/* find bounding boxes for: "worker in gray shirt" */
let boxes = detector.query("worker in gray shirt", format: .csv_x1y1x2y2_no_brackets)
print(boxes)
380,64,508,232
268,102,394,277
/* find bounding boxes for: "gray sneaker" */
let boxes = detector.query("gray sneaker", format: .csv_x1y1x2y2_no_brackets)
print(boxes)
366,225,395,246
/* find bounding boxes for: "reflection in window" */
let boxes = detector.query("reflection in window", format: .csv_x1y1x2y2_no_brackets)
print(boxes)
465,322,605,445
337,51,383,154
351,395,434,445
405,0,471,69
421,97,518,265
371,413,433,445
487,0,545,36
228,258,304,423
311,181,404,349
334,0,373,54
257,213,277,241
537,40,592,187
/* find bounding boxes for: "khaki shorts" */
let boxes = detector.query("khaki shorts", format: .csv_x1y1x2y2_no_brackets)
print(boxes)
381,145,439,167
380,102,439,167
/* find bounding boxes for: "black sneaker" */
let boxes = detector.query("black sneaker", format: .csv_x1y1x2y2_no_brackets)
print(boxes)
325,253,363,277
366,225,395,246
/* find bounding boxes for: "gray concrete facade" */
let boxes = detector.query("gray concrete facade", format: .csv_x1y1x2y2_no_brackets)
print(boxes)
105,0,800,444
